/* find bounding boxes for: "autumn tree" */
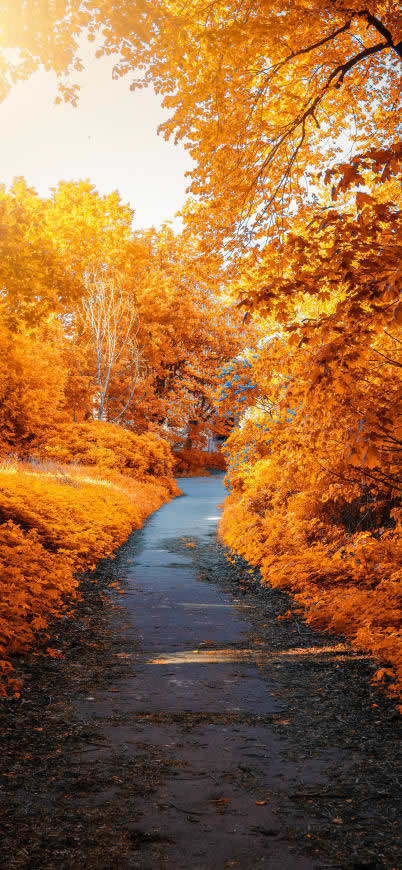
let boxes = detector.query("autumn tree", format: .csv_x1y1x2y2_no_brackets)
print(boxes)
46,181,142,426
4,1,398,253
0,1,87,104
80,273,143,423
92,0,400,256
0,314,69,455
0,0,400,696
0,178,81,326
123,226,247,439
46,181,135,277
0,174,247,447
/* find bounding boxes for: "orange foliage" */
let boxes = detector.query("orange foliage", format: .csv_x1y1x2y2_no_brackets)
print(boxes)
0,319,69,455
217,143,401,702
219,302,401,697
174,448,226,477
0,0,400,708
0,175,245,701
0,179,81,326
221,465,401,695
0,179,246,444
0,455,179,696
42,422,175,483
45,0,400,259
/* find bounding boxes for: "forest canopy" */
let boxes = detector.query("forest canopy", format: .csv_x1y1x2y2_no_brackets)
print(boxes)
0,0,401,701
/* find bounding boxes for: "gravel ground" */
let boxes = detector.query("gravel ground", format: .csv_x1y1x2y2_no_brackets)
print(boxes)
0,529,400,870
190,539,401,870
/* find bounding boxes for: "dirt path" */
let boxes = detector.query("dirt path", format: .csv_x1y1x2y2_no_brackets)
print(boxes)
1,477,400,869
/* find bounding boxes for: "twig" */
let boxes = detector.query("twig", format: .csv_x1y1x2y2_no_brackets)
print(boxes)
168,803,209,815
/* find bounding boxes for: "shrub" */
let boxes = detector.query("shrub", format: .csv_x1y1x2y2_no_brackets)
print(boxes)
174,447,226,476
0,456,179,696
42,421,175,480
220,444,402,704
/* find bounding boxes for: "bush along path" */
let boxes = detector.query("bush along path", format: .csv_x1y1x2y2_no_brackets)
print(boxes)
0,476,400,870
0,425,179,696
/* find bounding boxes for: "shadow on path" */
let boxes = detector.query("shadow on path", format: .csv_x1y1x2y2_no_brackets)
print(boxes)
1,476,400,869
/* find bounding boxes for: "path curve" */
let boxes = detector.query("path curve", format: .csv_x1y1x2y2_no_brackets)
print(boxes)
2,476,399,870
77,476,318,869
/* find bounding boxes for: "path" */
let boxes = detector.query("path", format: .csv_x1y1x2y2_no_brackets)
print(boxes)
78,475,318,868
1,476,400,869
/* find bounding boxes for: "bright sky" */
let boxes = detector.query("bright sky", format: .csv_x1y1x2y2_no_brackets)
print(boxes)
0,42,193,230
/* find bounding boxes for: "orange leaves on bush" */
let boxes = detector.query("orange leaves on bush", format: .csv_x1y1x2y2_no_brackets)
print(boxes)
174,448,226,477
0,448,179,697
0,519,75,673
42,421,175,481
220,466,402,699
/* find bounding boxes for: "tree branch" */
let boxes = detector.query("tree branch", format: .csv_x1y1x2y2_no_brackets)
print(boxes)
264,20,353,80
359,10,402,60
329,41,389,89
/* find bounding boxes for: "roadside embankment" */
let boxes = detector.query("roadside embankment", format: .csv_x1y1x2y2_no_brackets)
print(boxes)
220,489,401,707
0,457,180,696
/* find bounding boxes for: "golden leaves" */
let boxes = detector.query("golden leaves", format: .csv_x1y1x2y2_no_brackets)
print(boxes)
0,447,178,698
218,192,401,703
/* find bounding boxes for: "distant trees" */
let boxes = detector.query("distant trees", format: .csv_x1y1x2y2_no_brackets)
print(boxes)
1,0,400,697
0,179,248,452
81,275,142,423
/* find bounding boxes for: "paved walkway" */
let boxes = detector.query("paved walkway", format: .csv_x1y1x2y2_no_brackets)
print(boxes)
77,477,317,869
